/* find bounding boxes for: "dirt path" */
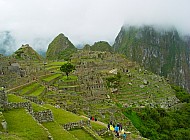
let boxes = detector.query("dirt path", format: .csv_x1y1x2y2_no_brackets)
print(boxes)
80,115,107,127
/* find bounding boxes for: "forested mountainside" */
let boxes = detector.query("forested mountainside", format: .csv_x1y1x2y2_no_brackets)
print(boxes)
113,25,190,92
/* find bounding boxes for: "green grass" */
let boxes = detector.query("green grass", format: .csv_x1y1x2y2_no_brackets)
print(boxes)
91,121,107,130
0,134,23,140
43,104,85,124
3,109,48,140
42,73,62,82
59,85,79,88
60,75,78,81
32,102,47,112
19,82,39,95
124,110,142,129
7,94,27,103
42,121,77,140
83,126,104,140
48,62,66,66
69,129,95,140
29,86,45,96
45,65,61,70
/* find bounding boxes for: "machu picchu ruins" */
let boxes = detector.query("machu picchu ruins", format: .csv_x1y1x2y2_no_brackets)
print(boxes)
1,40,187,140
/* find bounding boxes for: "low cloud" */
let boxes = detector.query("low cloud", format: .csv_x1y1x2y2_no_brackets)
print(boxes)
0,0,189,52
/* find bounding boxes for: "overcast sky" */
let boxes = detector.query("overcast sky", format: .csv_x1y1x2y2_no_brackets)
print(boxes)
0,0,190,51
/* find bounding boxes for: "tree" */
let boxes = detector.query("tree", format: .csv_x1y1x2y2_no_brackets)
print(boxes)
60,62,75,79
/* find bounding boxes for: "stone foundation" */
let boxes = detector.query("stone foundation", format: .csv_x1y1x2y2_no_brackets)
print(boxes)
63,120,91,130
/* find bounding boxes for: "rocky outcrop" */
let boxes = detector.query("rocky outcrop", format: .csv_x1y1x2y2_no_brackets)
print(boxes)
46,33,77,60
113,25,190,92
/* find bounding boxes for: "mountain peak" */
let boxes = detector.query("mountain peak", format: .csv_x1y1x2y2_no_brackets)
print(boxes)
83,41,113,52
113,25,190,92
46,33,77,60
13,44,43,61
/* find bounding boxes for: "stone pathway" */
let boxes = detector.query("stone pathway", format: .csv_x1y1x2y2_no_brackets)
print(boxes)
80,115,107,127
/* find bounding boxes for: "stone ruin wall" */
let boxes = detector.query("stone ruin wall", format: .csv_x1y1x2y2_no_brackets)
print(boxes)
33,110,53,123
0,89,8,108
23,96,44,105
2,94,54,123
63,120,90,130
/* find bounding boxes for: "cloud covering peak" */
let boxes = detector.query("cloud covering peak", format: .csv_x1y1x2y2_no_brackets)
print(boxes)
0,0,189,52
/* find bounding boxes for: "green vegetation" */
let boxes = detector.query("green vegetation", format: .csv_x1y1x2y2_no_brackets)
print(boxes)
124,105,190,140
29,85,45,96
13,45,43,61
83,41,113,52
46,33,77,60
60,75,78,81
43,104,85,124
3,109,48,140
60,62,75,79
42,122,77,140
113,25,190,94
2,44,190,140
7,94,26,103
69,129,95,140
42,73,62,82
172,85,190,103
0,134,23,140
45,65,61,70
91,121,106,130
106,72,121,88
48,61,66,66
19,82,39,95
32,103,47,112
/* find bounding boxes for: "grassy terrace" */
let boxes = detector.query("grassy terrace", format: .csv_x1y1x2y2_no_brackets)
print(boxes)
42,73,62,82
19,82,39,95
90,121,107,130
114,69,176,104
42,122,77,140
43,104,85,124
69,129,95,140
47,61,66,66
32,102,47,112
3,109,48,140
45,65,61,70
0,134,24,140
60,75,78,81
29,85,45,96
58,85,79,89
7,94,27,103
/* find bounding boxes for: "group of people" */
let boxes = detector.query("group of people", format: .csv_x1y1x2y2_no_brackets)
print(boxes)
108,121,127,140
90,116,98,121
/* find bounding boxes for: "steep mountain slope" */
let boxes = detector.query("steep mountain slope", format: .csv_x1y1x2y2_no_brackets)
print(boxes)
113,25,190,92
12,44,43,61
46,33,77,60
83,41,113,52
